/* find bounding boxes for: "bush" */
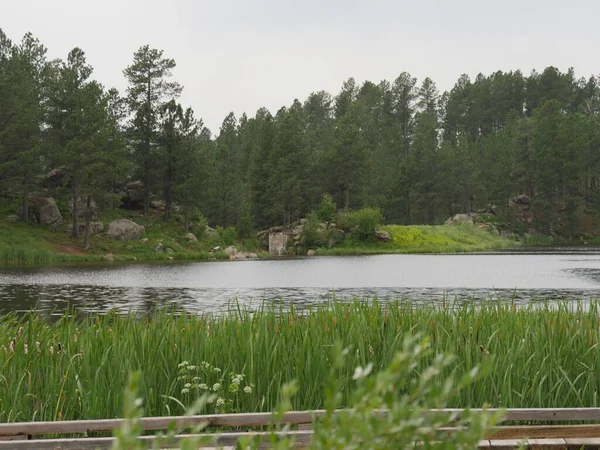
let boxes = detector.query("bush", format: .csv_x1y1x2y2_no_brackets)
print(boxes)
317,194,336,223
300,212,327,249
216,226,237,247
346,207,382,241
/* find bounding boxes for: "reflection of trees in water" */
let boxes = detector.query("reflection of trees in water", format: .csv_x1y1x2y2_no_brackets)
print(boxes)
1,284,598,317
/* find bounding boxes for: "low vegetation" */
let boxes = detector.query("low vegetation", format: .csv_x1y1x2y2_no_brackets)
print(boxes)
0,298,598,423
318,223,516,255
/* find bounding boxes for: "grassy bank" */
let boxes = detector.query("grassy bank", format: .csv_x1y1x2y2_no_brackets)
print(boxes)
0,214,254,266
317,223,517,255
1,298,598,423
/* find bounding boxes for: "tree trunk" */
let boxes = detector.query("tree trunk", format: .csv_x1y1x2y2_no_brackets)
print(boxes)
83,196,92,250
21,187,29,222
143,176,149,217
71,180,79,239
184,208,190,232
164,186,171,223
345,187,350,210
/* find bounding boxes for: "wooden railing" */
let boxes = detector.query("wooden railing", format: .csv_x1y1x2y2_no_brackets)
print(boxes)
2,408,600,449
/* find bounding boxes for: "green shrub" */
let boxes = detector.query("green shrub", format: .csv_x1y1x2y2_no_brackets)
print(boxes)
316,193,336,223
300,212,327,249
346,207,382,241
216,226,237,247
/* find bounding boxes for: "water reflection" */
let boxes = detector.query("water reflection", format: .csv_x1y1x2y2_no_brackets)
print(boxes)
1,251,600,316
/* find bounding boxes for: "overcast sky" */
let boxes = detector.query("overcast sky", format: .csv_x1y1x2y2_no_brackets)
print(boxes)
3,0,597,133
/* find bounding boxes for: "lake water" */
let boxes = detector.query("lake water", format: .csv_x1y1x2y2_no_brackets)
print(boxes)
2,248,600,316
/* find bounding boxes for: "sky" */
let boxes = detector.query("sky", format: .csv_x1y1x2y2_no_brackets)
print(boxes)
3,0,598,133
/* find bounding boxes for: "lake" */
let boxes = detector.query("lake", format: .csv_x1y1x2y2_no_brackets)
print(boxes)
1,248,600,316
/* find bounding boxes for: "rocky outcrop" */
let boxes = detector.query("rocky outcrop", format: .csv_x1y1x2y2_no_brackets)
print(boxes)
66,222,104,235
69,197,97,218
445,213,475,225
185,232,198,242
375,230,392,242
121,181,145,209
231,252,258,261
509,195,533,223
105,219,145,240
18,196,63,227
225,246,237,257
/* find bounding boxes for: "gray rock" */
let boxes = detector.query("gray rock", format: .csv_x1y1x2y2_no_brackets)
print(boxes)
165,247,174,254
69,197,97,218
185,232,198,242
18,196,63,227
225,246,237,257
307,250,316,256
234,252,259,261
66,222,104,235
375,230,392,242
104,253,114,262
140,238,149,243
444,214,474,225
105,219,145,241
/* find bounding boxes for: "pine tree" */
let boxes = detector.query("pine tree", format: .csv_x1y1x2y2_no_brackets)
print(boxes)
124,46,182,216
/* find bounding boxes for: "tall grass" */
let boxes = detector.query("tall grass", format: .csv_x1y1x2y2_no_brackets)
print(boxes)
0,298,598,423
319,223,518,255
0,245,71,265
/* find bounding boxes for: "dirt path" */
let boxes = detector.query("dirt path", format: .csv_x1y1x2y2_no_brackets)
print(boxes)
46,240,87,256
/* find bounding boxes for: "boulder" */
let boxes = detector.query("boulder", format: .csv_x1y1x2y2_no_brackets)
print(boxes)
185,232,198,242
225,246,237,257
307,250,316,257
43,167,66,189
69,197,97,218
18,196,63,227
121,180,145,209
150,199,167,211
140,238,149,243
234,252,259,261
444,214,474,225
105,219,145,241
375,230,392,242
165,247,174,254
104,253,114,262
66,222,104,235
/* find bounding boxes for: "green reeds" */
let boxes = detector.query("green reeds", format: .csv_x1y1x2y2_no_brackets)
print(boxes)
0,298,598,423
0,246,70,265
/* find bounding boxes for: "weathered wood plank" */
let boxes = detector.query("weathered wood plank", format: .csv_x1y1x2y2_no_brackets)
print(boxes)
564,438,600,450
489,439,528,449
478,440,492,448
0,430,313,450
489,425,600,440
2,408,600,439
528,438,568,450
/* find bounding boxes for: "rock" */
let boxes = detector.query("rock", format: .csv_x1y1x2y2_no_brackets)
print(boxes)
69,197,97,218
375,230,392,242
150,199,167,211
66,222,104,235
500,230,520,240
140,238,149,243
104,253,114,262
165,247,174,254
105,219,145,241
307,250,316,256
18,196,63,227
168,256,174,260
153,244,163,253
206,226,216,235
42,167,66,189
185,232,198,242
516,194,531,207
225,246,237,257
234,252,259,261
509,195,534,223
121,180,145,209
444,213,474,225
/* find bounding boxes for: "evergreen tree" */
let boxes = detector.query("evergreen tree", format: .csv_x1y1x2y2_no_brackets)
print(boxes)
124,46,182,216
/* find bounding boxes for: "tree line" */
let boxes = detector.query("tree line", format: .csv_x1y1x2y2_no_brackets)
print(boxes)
1,29,599,242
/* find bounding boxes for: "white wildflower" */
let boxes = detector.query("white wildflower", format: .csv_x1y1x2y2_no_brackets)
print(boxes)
352,362,374,380
212,383,221,392
216,397,225,407
199,383,209,390
181,388,189,394
243,386,252,394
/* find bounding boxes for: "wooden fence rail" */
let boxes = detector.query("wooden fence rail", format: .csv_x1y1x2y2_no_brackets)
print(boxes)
2,408,600,449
